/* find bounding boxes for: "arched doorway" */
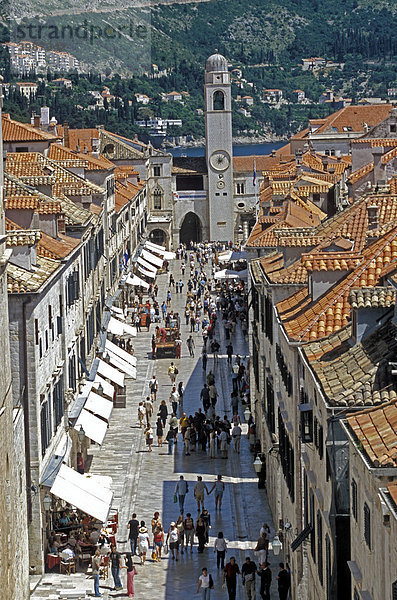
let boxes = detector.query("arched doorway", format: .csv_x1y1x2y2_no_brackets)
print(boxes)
180,212,202,244
149,229,166,247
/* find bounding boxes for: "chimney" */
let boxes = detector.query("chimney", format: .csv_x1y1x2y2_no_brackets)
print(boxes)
63,122,70,148
371,146,385,185
41,106,50,127
271,149,277,158
295,149,303,167
367,205,379,230
33,114,40,128
57,216,66,234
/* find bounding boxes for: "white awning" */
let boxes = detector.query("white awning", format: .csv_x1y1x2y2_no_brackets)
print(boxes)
104,351,136,379
137,265,156,280
137,256,157,273
92,375,114,399
50,464,113,523
85,390,113,422
126,274,150,289
75,408,108,445
163,250,176,260
145,240,165,253
214,268,240,280
105,339,137,366
141,248,163,268
218,250,233,264
110,306,124,317
107,316,137,337
97,358,125,388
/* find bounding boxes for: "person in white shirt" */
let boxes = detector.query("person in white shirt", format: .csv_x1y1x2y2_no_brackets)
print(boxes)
232,423,242,453
219,430,228,459
213,531,227,569
62,545,75,562
197,567,212,599
166,522,180,561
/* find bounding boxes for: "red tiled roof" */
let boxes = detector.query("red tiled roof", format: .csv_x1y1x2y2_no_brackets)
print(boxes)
346,400,397,467
2,114,60,142
48,143,115,170
277,228,397,342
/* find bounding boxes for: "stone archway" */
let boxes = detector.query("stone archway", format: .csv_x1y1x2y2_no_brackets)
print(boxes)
149,229,167,247
180,212,202,244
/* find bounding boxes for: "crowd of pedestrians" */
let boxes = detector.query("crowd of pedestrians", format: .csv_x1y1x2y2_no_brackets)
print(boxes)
114,241,291,599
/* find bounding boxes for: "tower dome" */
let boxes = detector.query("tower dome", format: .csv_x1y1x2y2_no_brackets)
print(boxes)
206,52,228,73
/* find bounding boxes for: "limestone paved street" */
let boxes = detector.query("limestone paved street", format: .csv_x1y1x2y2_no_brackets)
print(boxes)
31,256,280,600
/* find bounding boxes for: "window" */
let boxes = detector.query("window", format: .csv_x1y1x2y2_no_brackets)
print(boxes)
317,511,323,584
304,471,308,527
318,425,324,460
213,90,225,111
104,143,115,154
325,534,331,600
364,502,371,549
53,376,64,429
392,580,397,600
34,319,39,345
153,165,161,177
16,146,29,152
310,490,315,560
153,189,162,210
279,409,294,501
266,378,275,434
301,407,313,443
351,479,358,520
40,399,52,457
390,124,397,133
264,296,273,344
236,182,245,194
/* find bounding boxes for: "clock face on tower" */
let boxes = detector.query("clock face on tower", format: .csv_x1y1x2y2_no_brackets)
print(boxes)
210,150,230,172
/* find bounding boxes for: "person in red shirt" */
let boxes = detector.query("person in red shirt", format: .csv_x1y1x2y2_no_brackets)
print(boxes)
223,556,241,600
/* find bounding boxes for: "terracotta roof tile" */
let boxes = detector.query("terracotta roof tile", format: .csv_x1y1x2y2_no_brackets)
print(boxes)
303,323,397,409
349,162,374,184
6,229,41,247
312,104,393,135
346,398,397,466
349,286,396,309
387,481,397,507
48,143,115,170
2,114,60,142
7,255,60,293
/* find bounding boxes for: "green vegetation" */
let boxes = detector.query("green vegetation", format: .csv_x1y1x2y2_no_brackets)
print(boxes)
2,0,397,139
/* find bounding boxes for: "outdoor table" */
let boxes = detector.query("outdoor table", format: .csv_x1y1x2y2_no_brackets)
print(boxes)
46,554,60,570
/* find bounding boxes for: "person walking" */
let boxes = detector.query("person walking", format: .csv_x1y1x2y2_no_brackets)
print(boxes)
145,425,153,452
195,516,207,553
109,544,123,591
214,532,227,569
209,475,225,510
241,556,257,600
127,513,139,555
209,430,217,459
144,396,154,426
137,526,150,565
177,381,184,406
254,532,269,565
194,476,209,512
187,335,195,357
166,427,175,454
197,567,213,599
159,400,168,427
156,417,164,447
200,384,211,413
276,563,291,600
170,386,179,416
91,549,103,597
149,375,158,401
226,342,233,365
223,556,240,600
175,335,182,359
176,514,185,554
124,553,137,598
174,475,189,513
232,422,242,453
153,526,164,561
258,561,272,600
219,429,228,459
202,347,208,371
184,512,195,552
168,362,177,384
166,521,180,561
209,383,218,409
137,402,145,429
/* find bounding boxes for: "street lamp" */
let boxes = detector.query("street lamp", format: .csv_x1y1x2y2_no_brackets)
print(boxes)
244,407,251,421
43,493,52,512
77,425,86,444
272,535,282,556
253,456,262,473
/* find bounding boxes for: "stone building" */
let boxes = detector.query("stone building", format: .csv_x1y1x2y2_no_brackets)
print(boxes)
0,79,30,600
342,399,397,600
247,130,397,599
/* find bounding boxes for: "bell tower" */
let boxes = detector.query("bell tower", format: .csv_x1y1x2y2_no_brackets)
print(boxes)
204,52,234,242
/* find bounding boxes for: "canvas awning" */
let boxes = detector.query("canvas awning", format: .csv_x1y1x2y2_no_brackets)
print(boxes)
137,265,156,280
107,316,137,337
126,274,149,289
92,375,114,399
137,256,157,273
105,339,137,367
50,464,113,523
214,269,240,280
218,250,233,263
97,358,125,388
144,241,175,260
110,306,124,317
104,351,136,379
40,434,72,488
74,408,108,445
141,248,163,268
85,390,113,422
